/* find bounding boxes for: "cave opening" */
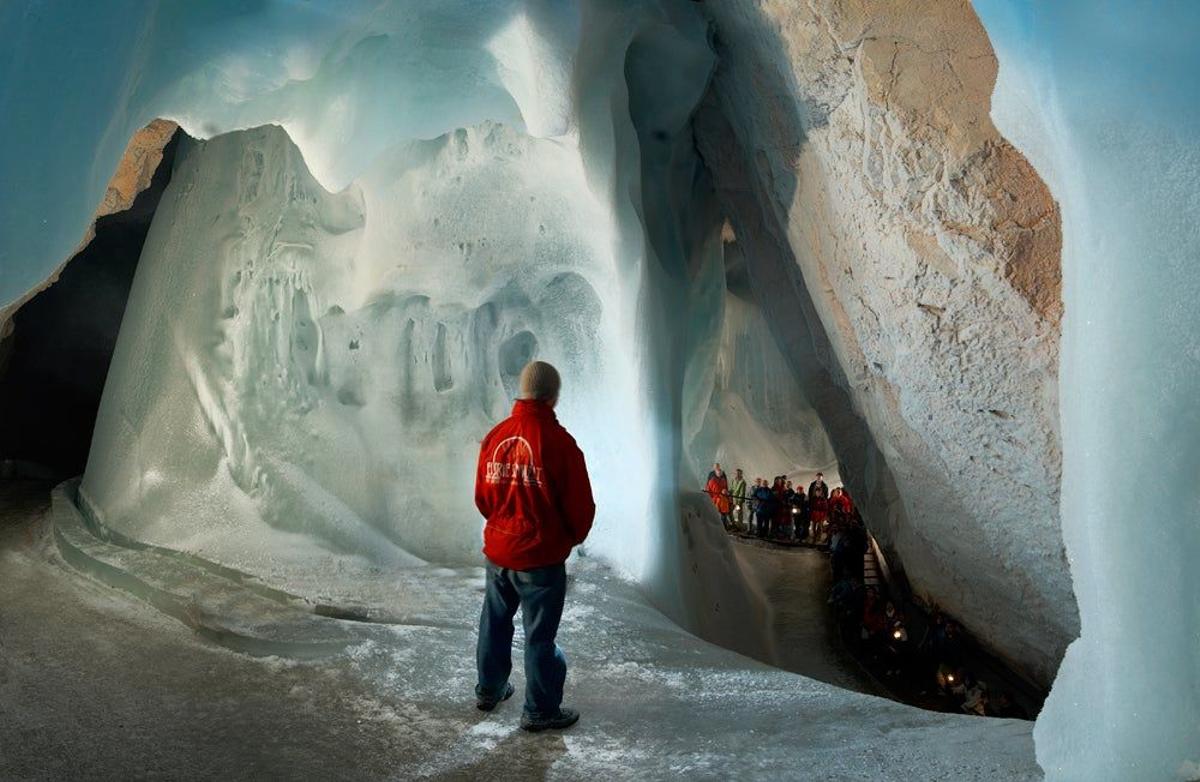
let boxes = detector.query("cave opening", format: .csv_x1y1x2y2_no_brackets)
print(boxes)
0,124,183,481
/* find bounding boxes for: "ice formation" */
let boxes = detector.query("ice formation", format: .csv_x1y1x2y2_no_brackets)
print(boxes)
682,231,840,485
975,1,1200,778
53,2,714,597
84,120,643,571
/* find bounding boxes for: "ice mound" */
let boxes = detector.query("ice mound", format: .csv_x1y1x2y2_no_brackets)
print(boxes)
81,122,629,572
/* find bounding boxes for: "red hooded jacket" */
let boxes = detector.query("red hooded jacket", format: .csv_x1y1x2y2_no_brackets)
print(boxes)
474,399,596,570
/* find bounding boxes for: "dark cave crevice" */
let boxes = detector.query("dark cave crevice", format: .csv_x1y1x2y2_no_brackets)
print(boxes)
0,128,183,479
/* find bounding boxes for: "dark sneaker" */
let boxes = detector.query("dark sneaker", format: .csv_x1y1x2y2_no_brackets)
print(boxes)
476,682,515,712
520,708,580,732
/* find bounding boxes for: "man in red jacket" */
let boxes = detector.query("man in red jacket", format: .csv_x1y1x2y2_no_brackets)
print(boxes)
473,360,595,732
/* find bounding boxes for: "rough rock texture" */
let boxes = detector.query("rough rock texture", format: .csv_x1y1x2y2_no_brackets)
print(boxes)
0,119,176,345
94,120,180,225
695,0,1075,686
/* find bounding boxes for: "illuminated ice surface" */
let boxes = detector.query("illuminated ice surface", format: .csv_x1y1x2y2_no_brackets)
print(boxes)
51,2,712,594
81,122,625,572
976,2,1200,779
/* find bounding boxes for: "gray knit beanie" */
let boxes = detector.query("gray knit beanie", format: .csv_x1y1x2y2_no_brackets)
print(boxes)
518,360,561,402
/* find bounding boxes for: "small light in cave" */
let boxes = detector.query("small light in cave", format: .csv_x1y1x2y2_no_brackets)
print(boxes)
720,218,736,244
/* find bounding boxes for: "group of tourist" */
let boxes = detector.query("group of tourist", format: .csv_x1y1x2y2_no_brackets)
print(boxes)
703,463,856,544
702,461,1026,719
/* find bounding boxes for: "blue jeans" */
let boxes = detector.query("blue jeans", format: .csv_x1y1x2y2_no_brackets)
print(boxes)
475,560,568,717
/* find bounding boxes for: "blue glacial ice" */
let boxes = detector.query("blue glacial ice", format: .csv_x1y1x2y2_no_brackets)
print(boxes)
975,1,1200,778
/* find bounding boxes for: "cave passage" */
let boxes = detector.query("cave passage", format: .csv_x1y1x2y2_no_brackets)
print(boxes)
7,1,1200,777
0,59,1051,738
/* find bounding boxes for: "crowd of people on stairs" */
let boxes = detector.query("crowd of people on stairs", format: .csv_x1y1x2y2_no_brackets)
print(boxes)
701,461,1030,720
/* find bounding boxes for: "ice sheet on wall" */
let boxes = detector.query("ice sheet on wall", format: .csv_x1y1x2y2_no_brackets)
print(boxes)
975,1,1200,778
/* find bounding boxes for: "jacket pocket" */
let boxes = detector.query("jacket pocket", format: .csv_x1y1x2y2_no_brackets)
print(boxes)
485,515,542,556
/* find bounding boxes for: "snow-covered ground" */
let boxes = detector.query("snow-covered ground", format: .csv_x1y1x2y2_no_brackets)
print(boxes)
0,482,1038,780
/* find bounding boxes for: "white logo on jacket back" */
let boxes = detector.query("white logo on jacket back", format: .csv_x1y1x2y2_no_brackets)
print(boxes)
485,436,545,486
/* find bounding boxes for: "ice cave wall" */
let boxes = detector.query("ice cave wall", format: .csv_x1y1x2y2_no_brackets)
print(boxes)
692,0,1074,687
976,2,1200,778
82,121,636,572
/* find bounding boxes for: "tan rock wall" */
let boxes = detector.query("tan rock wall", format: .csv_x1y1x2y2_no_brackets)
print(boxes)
697,0,1075,685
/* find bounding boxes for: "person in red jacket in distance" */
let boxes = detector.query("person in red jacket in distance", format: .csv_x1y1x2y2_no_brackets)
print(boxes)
473,360,595,732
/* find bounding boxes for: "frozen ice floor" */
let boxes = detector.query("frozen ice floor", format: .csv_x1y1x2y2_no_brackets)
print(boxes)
0,481,1039,780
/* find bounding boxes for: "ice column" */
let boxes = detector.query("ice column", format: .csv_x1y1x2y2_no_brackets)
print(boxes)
975,2,1200,778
